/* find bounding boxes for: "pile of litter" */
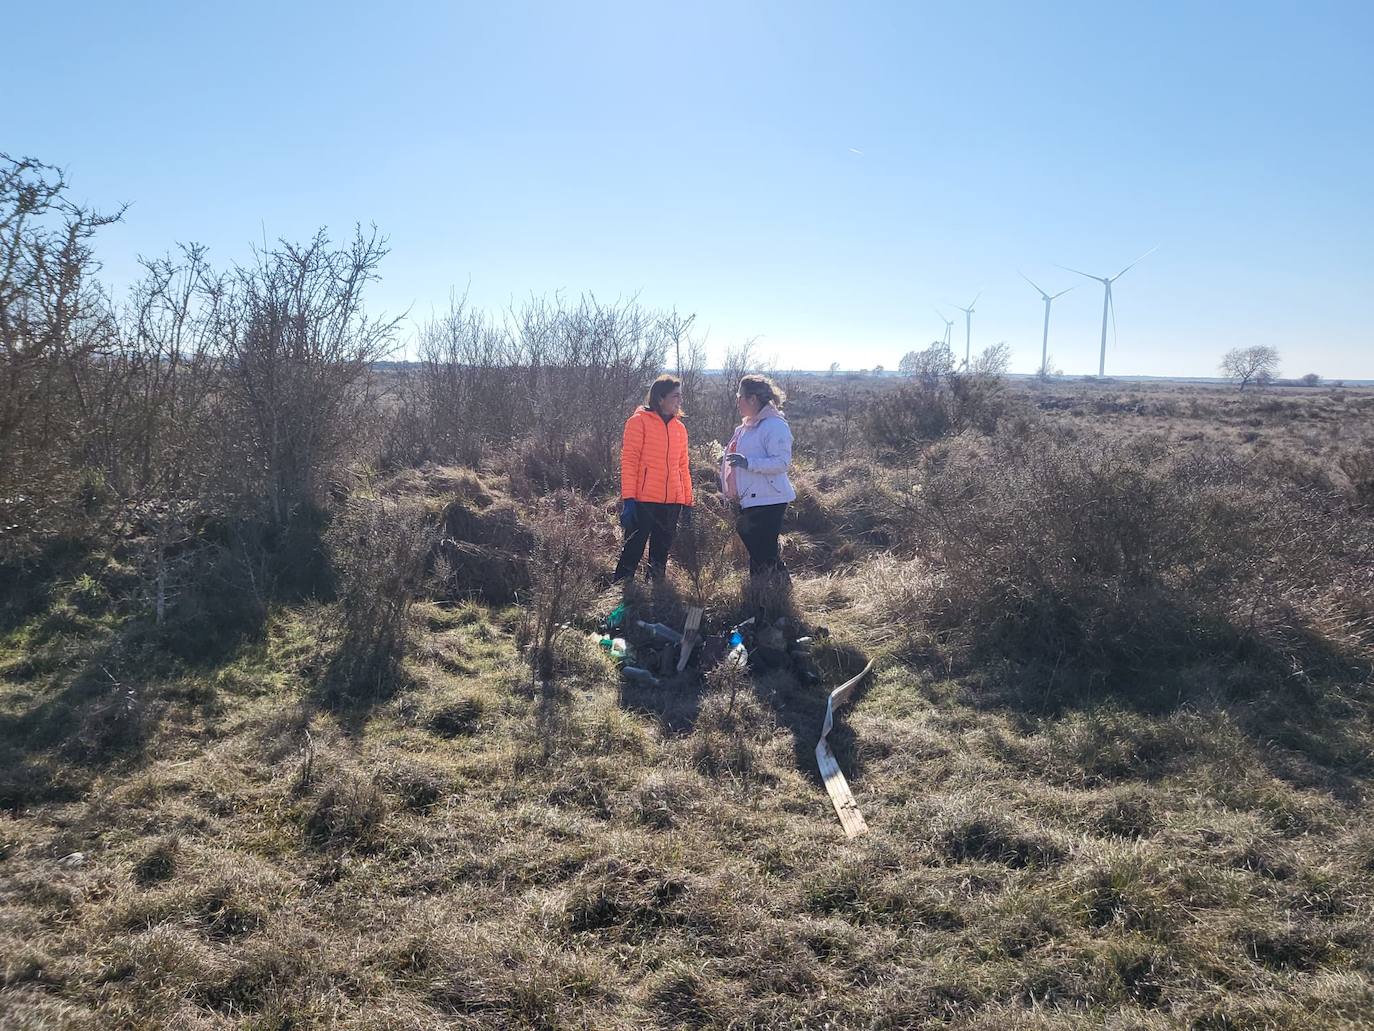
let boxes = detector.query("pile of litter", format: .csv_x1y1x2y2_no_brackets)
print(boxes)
591,601,871,837
591,603,824,687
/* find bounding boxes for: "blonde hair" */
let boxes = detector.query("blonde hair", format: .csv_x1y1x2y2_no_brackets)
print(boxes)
738,373,785,408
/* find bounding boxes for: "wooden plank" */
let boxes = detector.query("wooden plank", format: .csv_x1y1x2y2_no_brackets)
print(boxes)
676,607,704,672
816,660,874,838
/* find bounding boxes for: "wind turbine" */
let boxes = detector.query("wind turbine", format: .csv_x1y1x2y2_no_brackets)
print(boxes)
952,293,979,367
1058,248,1156,377
1019,273,1072,378
933,308,954,348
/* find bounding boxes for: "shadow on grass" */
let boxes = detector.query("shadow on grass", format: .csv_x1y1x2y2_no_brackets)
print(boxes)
958,594,1374,800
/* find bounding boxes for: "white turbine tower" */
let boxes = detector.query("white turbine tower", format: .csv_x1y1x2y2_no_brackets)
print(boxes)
1058,248,1156,377
952,293,979,367
1019,273,1072,378
934,308,954,348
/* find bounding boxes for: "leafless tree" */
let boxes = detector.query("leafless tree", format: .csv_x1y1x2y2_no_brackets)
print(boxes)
898,342,954,388
1220,346,1281,391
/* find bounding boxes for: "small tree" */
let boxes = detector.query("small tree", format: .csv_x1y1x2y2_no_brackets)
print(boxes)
1220,346,1281,391
898,342,955,389
970,342,1012,378
1301,373,1321,387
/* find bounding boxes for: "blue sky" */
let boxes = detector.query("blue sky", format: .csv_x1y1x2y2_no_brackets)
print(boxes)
7,1,1372,377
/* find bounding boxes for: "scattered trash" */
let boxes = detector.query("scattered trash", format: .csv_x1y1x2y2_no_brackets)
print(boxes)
606,604,627,630
725,641,749,668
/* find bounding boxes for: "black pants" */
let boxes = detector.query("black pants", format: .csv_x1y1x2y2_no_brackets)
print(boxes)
614,502,682,581
736,503,788,576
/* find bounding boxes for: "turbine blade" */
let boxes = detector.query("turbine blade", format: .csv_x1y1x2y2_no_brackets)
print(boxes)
1057,264,1103,282
1109,289,1118,347
970,291,981,308
1112,245,1158,281
1050,287,1074,300
1019,271,1048,297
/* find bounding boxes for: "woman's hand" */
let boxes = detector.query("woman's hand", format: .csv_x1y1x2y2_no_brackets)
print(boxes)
725,453,749,469
620,499,639,530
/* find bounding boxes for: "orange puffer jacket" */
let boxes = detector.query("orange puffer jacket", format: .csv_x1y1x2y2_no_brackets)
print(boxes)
621,407,694,506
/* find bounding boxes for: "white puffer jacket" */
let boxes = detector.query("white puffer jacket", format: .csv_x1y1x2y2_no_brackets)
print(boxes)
721,405,796,509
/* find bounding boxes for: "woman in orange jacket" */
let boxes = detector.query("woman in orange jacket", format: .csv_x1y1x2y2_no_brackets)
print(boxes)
613,374,695,583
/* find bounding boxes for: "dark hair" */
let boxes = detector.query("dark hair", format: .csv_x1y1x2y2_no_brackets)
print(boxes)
645,374,683,411
738,373,785,408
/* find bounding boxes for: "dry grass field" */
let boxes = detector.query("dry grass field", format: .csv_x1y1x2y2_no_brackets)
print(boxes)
3,377,1373,1030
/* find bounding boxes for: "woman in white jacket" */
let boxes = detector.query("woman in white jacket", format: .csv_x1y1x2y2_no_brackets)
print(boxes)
721,374,796,577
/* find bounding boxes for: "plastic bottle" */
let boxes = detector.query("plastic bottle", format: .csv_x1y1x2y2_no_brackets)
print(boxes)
725,642,748,668
637,620,683,644
610,638,628,660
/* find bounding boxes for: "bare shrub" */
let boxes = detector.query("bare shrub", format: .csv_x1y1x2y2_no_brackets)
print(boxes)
218,227,401,528
673,492,738,609
322,496,436,701
0,153,123,557
863,346,1015,454
895,426,1362,695
520,491,603,682
412,291,518,466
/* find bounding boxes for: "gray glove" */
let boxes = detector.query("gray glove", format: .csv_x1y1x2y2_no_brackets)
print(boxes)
725,453,749,469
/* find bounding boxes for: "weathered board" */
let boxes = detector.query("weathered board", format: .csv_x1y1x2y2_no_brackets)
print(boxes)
676,607,704,672
816,660,875,838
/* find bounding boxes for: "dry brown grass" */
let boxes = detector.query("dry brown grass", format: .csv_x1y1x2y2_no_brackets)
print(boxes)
2,378,1373,1028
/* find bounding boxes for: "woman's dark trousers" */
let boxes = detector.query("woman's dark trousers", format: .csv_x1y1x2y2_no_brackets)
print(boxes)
736,503,788,576
614,502,682,582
